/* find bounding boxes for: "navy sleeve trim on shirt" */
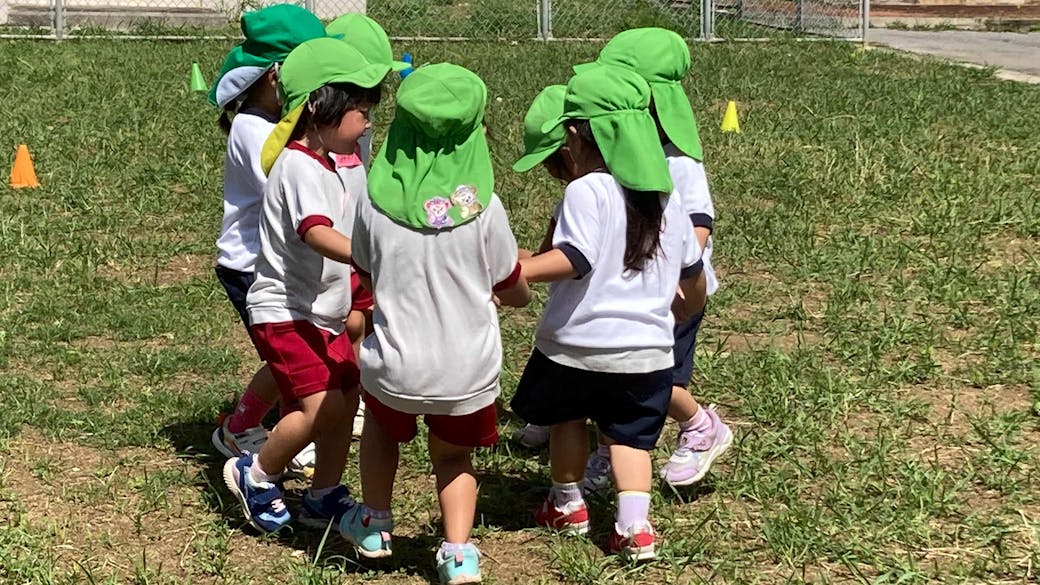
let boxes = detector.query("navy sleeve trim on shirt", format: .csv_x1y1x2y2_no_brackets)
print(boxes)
689,213,713,231
680,259,704,280
557,243,592,280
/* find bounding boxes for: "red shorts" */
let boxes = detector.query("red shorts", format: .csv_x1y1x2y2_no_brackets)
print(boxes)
363,392,499,448
350,272,374,312
251,320,360,410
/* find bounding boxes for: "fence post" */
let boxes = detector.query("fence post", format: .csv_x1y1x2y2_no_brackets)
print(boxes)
304,0,315,16
861,0,870,43
53,0,64,40
699,0,709,40
538,0,552,40
794,0,803,33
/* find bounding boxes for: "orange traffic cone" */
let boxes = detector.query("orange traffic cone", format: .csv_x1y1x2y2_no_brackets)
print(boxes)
10,144,40,188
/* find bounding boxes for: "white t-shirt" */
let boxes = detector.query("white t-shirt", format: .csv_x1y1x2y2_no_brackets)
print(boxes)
216,111,277,272
246,143,357,334
535,172,702,374
665,143,718,295
351,193,521,416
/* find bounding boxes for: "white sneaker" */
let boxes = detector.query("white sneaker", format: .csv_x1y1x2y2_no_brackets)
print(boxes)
211,416,267,458
512,423,550,448
287,442,316,479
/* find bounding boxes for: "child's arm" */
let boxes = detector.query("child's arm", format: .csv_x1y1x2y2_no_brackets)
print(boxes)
519,249,577,283
304,225,352,264
674,269,707,322
495,272,532,307
536,218,558,255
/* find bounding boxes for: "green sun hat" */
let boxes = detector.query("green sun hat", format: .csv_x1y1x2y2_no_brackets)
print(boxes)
326,13,410,73
208,3,327,108
259,37,391,174
573,27,703,161
368,63,493,230
542,65,671,194
513,85,567,173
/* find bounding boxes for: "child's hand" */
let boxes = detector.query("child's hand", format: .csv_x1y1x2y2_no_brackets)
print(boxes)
492,294,502,308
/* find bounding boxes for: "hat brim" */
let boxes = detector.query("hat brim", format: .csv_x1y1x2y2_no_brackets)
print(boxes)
260,103,305,175
571,60,600,75
391,60,411,72
651,81,703,161
512,146,557,173
214,65,271,108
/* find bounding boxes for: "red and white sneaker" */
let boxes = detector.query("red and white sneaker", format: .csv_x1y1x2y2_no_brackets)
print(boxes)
608,522,656,561
533,496,589,535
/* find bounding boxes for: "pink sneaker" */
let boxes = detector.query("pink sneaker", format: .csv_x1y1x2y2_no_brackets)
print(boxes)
659,406,732,486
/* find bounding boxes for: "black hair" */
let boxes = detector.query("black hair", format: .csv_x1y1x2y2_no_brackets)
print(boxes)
291,82,382,140
218,102,236,135
567,119,665,273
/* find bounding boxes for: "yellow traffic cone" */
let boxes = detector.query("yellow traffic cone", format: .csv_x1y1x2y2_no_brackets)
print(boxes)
721,100,741,133
10,144,40,188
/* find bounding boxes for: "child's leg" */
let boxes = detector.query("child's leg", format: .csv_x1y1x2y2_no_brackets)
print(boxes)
428,434,476,544
550,420,588,485
668,386,701,422
311,387,358,490
258,389,347,480
359,410,400,511
606,440,652,493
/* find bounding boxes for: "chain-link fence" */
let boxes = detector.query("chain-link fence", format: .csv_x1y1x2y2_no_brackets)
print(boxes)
0,0,866,40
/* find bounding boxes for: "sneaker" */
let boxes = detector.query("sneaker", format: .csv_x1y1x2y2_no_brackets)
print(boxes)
582,450,613,494
299,485,356,529
533,496,589,535
659,406,733,487
211,415,268,459
339,504,393,558
608,522,656,561
436,543,482,585
222,454,290,533
512,423,550,449
286,442,316,480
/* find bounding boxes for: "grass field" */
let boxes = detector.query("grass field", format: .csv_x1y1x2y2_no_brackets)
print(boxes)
1,38,1038,584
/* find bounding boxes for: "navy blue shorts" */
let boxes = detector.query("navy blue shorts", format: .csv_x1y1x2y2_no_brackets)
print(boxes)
671,308,705,387
215,265,260,355
510,349,672,450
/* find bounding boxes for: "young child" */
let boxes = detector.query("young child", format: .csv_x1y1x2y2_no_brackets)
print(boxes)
222,37,391,533
511,65,704,561
208,3,327,477
340,63,531,584
572,27,732,489
326,12,411,438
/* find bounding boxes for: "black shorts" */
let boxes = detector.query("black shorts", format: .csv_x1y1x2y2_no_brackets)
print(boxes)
215,265,260,356
510,349,672,450
671,308,705,387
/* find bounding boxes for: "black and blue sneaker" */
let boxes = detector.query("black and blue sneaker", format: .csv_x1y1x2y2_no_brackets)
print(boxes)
222,453,291,533
299,484,357,529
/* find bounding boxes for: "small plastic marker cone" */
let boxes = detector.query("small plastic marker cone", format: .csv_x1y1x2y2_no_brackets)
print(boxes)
190,62,208,93
10,144,40,189
721,101,740,133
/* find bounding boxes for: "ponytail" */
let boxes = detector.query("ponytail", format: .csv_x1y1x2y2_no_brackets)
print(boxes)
217,102,236,135
566,119,665,272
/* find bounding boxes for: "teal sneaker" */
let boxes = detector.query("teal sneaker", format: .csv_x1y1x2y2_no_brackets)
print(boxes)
339,504,393,558
436,543,481,585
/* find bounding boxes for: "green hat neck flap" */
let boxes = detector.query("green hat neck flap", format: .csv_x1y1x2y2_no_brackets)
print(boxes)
542,65,672,194
513,84,567,173
573,27,702,161
209,4,327,107
260,37,391,174
368,63,493,230
326,14,410,72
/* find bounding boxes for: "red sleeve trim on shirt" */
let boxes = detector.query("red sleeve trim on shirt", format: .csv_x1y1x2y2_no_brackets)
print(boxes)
493,263,522,292
351,260,371,279
297,215,333,239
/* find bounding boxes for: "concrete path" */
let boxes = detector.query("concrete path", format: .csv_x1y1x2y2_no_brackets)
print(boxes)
868,30,1040,82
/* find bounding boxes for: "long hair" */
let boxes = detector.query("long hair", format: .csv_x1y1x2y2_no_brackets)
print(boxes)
567,119,665,272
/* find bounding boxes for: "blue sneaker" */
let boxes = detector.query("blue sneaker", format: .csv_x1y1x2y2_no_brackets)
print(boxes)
339,504,393,558
222,454,290,533
436,543,482,584
299,485,356,529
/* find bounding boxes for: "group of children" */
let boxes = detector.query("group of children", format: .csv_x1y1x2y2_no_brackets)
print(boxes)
207,6,731,583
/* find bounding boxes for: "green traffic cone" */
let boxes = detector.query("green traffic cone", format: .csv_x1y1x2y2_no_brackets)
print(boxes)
189,62,208,93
